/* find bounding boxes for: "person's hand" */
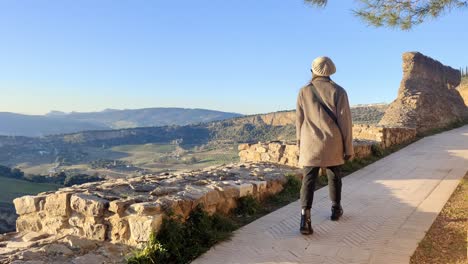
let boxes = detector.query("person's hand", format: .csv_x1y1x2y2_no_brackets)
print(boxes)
344,154,353,161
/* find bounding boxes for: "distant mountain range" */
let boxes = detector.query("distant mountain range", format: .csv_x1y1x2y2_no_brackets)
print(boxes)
0,108,243,137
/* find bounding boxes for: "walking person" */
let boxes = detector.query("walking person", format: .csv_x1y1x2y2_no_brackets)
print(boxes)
296,56,354,235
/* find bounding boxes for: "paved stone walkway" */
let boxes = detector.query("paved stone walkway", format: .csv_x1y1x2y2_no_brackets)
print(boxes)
193,125,468,264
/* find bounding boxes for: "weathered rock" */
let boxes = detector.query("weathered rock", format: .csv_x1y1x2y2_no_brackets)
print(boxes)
41,243,73,256
127,215,163,244
129,183,157,193
13,196,46,215
379,52,468,133
238,143,250,151
126,202,162,215
64,236,98,251
82,223,107,241
22,232,49,242
16,215,42,233
11,261,45,264
6,241,36,249
108,199,133,216
72,253,107,264
44,193,71,217
41,216,69,234
70,194,109,217
150,186,181,196
457,77,468,106
106,215,129,242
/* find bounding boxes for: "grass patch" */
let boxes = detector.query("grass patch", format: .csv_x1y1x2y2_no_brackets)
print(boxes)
232,175,302,226
410,172,468,264
0,176,59,204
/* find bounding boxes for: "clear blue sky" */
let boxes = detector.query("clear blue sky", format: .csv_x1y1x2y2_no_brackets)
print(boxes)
0,1,466,115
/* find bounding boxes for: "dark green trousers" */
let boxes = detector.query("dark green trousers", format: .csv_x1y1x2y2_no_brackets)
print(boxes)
300,166,342,209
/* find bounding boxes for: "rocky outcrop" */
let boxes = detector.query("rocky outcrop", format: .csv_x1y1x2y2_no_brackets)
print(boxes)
457,77,468,106
230,104,388,127
12,163,296,247
0,232,131,264
239,125,417,167
379,52,468,133
232,111,296,126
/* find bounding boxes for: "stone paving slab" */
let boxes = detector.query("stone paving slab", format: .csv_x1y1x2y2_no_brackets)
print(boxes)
193,125,468,264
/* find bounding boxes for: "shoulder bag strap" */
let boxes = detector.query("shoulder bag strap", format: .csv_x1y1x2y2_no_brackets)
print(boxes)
309,84,338,125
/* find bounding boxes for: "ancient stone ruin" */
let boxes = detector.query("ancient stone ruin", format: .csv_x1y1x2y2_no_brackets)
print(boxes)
239,124,417,167
11,163,293,248
379,52,468,133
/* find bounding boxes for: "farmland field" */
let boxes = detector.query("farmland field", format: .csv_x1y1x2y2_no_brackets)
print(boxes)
0,176,59,204
0,176,59,233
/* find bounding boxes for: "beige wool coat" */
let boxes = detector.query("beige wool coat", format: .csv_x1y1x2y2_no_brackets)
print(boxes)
296,76,354,167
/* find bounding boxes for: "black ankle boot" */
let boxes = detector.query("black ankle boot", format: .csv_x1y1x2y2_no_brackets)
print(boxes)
300,209,313,235
331,205,343,221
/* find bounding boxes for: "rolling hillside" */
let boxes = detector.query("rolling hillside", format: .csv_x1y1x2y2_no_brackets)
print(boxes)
0,104,387,175
0,108,242,137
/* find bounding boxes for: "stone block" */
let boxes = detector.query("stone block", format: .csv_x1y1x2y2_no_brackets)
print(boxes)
256,146,267,153
260,153,271,162
16,214,42,233
107,215,129,242
42,216,68,234
83,223,107,241
127,202,162,216
70,194,109,217
109,199,134,216
204,189,221,206
44,193,71,217
13,195,46,215
128,214,163,243
238,144,250,151
251,181,267,196
238,183,254,197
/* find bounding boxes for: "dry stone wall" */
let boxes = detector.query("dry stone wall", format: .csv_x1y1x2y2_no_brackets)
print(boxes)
379,52,468,133
13,163,296,246
239,125,416,167
353,124,417,148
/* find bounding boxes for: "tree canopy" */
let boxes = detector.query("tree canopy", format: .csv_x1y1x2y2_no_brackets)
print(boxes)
304,0,467,29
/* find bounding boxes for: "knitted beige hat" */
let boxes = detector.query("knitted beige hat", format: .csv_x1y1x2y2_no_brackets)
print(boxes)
311,56,336,76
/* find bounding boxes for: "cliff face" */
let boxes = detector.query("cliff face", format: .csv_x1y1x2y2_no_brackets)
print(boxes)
379,52,468,133
457,77,468,106
231,104,388,127
229,111,296,126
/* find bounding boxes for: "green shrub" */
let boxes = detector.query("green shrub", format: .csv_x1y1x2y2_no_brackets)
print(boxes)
268,174,301,205
235,195,260,216
371,144,385,157
127,205,237,264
